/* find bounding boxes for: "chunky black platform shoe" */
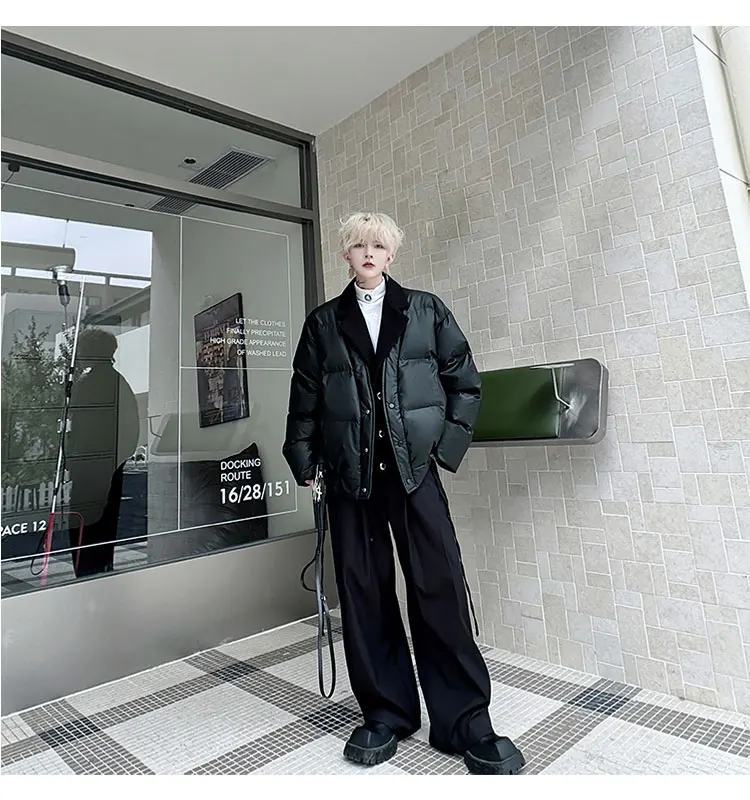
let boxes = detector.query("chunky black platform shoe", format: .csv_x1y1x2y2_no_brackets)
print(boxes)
343,721,398,766
463,733,526,775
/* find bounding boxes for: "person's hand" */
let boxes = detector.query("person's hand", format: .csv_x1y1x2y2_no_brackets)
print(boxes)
305,479,314,486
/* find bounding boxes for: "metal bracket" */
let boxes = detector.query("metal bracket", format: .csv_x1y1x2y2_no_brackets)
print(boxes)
532,364,573,411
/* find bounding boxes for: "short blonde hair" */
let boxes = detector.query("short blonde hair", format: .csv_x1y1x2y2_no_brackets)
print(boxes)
339,212,404,278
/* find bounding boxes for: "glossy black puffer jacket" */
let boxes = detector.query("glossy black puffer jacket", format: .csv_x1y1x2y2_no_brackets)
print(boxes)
282,275,482,499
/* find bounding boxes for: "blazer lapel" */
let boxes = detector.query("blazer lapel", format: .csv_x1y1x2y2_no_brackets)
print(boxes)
373,276,408,374
337,280,375,366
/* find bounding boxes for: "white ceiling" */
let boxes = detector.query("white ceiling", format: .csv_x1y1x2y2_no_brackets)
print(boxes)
4,26,487,134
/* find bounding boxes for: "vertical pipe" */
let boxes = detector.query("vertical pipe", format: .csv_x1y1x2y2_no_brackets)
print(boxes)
717,26,750,185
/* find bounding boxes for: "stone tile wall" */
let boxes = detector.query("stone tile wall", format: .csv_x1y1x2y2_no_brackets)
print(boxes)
316,26,750,713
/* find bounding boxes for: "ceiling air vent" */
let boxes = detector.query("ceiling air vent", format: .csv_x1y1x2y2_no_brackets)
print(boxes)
148,149,271,214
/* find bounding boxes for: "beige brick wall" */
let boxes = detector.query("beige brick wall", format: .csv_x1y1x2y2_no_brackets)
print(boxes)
316,26,750,713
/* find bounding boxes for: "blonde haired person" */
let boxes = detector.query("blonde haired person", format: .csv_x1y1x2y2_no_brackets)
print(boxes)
339,211,403,280
283,212,524,775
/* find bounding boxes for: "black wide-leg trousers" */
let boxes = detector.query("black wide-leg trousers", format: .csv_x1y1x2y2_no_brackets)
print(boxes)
326,460,494,754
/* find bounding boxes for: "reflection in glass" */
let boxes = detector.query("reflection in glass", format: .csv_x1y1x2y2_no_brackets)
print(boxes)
1,281,78,565
1,209,154,587
1,180,312,596
66,329,140,577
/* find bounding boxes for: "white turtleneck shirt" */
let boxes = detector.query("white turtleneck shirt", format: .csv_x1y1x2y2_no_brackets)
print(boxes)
354,277,386,350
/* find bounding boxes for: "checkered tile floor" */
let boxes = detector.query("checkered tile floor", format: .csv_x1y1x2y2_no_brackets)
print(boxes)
2,614,750,775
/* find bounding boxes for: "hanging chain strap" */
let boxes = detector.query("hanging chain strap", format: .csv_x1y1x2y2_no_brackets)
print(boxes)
300,465,336,698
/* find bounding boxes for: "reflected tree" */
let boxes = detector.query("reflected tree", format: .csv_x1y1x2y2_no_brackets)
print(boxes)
1,317,81,487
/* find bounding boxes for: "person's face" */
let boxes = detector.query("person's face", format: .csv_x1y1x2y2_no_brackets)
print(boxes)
344,234,394,286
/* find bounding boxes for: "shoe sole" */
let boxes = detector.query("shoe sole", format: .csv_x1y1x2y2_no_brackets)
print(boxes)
343,734,398,767
464,747,526,775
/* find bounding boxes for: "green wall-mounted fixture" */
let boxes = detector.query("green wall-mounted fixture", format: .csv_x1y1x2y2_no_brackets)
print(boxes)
472,358,608,447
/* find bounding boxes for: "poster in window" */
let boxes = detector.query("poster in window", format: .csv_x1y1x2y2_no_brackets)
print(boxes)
194,292,249,428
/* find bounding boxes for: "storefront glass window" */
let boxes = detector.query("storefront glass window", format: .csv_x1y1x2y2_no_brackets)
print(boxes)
1,178,313,594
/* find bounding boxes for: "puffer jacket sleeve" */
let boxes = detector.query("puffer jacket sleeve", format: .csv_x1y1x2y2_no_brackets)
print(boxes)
282,315,322,485
433,301,482,473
